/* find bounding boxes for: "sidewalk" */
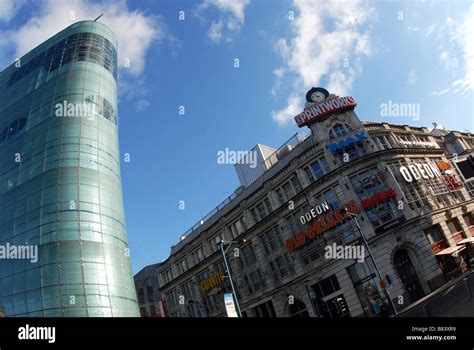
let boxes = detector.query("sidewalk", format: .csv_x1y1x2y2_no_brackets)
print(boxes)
398,271,474,317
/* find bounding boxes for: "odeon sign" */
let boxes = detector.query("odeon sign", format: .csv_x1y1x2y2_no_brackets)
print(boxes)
294,96,357,128
285,200,359,252
399,162,442,182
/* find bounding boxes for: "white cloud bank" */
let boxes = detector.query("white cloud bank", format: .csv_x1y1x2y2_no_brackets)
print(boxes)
271,0,375,125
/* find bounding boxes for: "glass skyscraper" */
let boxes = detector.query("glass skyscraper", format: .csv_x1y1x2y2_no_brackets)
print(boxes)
0,21,139,316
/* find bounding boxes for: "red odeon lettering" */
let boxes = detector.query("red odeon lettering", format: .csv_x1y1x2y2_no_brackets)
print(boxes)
307,223,317,239
285,239,295,252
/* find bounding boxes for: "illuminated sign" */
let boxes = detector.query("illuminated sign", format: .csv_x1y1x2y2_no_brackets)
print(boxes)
399,162,442,182
201,271,224,292
294,96,357,127
436,161,452,171
436,161,464,190
299,201,330,225
285,200,359,252
328,131,367,153
361,189,397,209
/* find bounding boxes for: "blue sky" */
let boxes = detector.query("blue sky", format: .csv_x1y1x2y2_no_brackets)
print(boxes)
0,0,473,273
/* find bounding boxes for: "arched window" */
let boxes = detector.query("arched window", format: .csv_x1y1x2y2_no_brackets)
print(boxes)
289,300,310,318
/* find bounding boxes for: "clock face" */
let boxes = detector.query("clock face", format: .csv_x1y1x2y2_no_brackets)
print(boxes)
311,91,326,103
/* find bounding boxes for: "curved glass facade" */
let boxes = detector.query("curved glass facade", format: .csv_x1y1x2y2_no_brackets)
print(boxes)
0,21,139,316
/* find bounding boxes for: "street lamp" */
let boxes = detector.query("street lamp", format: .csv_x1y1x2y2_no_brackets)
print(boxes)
341,208,398,316
218,239,245,317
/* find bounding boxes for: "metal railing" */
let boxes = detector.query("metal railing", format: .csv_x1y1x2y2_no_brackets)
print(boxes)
263,131,311,169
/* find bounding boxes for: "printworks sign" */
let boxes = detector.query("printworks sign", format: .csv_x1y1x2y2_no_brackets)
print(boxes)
294,96,357,127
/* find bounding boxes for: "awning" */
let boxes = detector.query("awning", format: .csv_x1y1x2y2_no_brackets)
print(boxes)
434,245,466,256
456,237,474,244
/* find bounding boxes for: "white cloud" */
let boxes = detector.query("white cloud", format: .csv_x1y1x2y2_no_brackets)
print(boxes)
432,88,450,96
6,0,162,77
208,20,223,43
271,67,286,96
201,0,249,22
0,0,25,22
430,5,473,97
272,94,302,125
198,0,250,44
271,0,375,125
135,99,151,112
407,69,417,86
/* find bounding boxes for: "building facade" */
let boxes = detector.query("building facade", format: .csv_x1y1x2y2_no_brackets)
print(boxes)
0,21,139,316
134,263,166,317
158,87,474,318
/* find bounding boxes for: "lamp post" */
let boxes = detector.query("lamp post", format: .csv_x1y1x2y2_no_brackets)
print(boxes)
219,239,243,317
341,209,398,316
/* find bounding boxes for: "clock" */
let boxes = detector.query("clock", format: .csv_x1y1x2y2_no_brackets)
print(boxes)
305,87,329,103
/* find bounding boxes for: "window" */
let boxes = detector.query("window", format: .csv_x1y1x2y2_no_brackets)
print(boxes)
209,234,222,253
311,161,324,179
289,300,309,318
162,269,173,284
269,254,294,280
329,123,352,140
178,259,188,274
138,288,145,304
313,275,341,299
228,217,246,239
463,212,474,227
309,156,331,181
311,275,350,318
313,187,340,213
168,290,178,306
250,198,272,222
446,218,462,234
424,224,446,245
182,280,195,299
277,176,302,203
253,300,276,317
304,166,315,183
0,117,28,145
244,269,265,294
192,247,205,264
347,260,386,317
147,286,154,302
301,241,321,265
376,136,389,149
240,245,257,268
260,226,283,254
